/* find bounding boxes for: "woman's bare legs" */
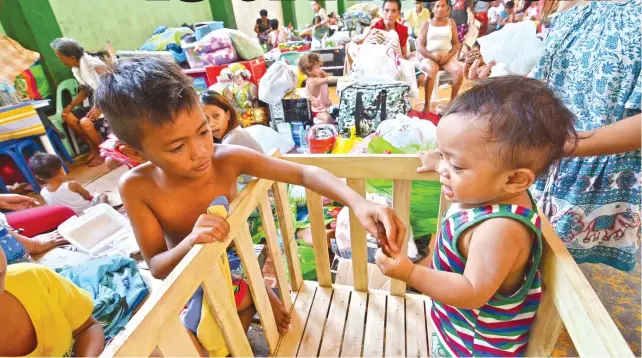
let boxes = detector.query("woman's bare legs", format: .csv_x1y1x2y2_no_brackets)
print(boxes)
79,117,105,166
419,58,440,112
442,58,464,100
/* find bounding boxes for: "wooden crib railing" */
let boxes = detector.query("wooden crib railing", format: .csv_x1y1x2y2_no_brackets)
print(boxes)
101,153,633,357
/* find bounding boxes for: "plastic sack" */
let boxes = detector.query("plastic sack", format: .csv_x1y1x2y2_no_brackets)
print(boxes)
366,136,441,236
332,127,362,154
376,114,437,152
308,124,338,154
258,61,297,105
477,21,544,75
244,124,295,154
140,27,193,51
228,29,264,60
354,43,401,81
195,30,233,54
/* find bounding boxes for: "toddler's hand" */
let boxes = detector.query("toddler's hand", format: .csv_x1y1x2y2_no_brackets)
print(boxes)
375,248,414,281
188,214,230,246
417,149,440,173
354,202,405,256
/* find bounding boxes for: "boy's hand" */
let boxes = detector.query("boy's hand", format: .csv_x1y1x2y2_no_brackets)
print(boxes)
417,150,440,173
375,248,414,281
353,202,405,255
188,214,230,246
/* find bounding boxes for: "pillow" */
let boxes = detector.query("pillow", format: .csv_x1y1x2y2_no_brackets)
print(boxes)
347,3,381,18
202,47,238,66
227,29,264,60
195,30,233,54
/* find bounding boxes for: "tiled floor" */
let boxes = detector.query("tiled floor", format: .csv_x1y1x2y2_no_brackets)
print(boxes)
23,85,640,356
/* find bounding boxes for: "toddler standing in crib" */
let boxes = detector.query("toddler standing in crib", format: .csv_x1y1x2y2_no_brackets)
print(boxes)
376,76,578,357
299,52,337,124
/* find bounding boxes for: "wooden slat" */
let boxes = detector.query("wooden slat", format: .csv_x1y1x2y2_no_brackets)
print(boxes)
276,282,317,357
363,294,387,357
234,223,279,354
318,289,351,357
258,192,292,311
391,180,412,296
156,317,201,357
385,295,406,357
347,178,369,292
297,287,333,357
341,291,368,357
525,283,563,357
273,182,303,290
405,296,429,358
201,262,254,357
369,264,391,291
305,189,332,287
284,154,440,181
537,214,633,357
335,258,351,285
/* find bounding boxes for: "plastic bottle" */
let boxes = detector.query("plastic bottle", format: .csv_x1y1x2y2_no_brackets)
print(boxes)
298,125,310,153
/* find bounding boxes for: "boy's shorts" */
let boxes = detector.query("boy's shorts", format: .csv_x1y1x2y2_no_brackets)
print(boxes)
180,276,248,334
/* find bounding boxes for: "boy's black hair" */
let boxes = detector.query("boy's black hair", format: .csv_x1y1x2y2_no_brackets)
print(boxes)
29,153,63,180
260,9,268,17
505,1,515,9
443,76,577,175
383,0,402,10
269,19,279,30
94,57,199,150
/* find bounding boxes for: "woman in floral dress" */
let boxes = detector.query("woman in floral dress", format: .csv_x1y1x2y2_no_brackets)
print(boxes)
531,0,641,271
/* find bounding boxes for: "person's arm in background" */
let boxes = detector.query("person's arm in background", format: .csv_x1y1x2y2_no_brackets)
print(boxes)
10,228,67,255
254,21,260,35
568,114,641,157
63,87,88,118
72,316,105,357
68,181,93,201
315,8,330,28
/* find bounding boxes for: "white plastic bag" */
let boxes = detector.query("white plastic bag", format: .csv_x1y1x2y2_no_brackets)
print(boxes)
376,114,438,149
477,21,544,75
354,43,401,80
258,61,297,105
244,124,295,154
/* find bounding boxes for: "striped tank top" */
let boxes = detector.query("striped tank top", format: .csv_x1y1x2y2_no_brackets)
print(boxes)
431,203,543,357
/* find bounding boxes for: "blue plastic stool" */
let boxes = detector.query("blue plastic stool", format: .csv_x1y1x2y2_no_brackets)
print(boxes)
43,127,73,172
0,138,45,193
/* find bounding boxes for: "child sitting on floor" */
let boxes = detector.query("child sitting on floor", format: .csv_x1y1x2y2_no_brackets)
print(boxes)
376,76,577,356
299,52,338,124
267,19,287,50
94,57,405,356
29,153,109,215
0,242,105,356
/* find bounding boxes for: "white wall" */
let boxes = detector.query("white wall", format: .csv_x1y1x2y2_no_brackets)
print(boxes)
232,0,284,37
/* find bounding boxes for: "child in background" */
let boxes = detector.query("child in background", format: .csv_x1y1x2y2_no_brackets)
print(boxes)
267,19,287,50
29,153,109,215
0,244,105,356
498,1,516,29
94,57,405,356
376,76,578,356
298,52,337,124
487,0,504,34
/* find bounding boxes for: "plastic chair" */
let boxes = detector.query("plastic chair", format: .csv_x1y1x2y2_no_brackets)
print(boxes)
48,79,80,156
0,138,45,193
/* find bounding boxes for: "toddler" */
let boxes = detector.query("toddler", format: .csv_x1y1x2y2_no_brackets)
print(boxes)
376,76,577,356
267,19,287,50
298,52,338,124
29,153,108,215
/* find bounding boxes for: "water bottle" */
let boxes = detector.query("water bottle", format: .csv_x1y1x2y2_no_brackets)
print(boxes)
298,125,310,153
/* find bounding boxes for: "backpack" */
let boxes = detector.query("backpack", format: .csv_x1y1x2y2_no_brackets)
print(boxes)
338,83,410,137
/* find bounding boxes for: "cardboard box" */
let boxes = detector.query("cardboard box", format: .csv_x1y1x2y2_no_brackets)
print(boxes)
205,57,267,87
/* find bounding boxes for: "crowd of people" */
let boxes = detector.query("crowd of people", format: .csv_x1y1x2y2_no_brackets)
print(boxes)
0,0,638,356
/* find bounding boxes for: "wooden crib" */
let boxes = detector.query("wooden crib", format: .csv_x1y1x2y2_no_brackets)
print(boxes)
101,153,633,357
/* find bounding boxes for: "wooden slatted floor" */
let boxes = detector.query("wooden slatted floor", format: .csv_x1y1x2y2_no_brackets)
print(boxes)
274,281,431,357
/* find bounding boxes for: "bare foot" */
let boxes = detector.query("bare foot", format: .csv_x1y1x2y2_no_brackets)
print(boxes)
87,157,104,167
267,287,291,334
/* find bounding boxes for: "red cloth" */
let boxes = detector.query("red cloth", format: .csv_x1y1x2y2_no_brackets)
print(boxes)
371,19,409,50
474,12,489,36
6,205,75,237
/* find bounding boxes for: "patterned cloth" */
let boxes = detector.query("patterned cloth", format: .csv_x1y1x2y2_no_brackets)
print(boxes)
0,35,39,81
431,203,543,357
531,0,641,271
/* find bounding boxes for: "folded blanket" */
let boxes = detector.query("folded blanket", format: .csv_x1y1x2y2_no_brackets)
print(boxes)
56,256,148,339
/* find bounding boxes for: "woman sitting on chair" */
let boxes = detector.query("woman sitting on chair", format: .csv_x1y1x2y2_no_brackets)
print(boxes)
417,0,463,112
51,38,109,166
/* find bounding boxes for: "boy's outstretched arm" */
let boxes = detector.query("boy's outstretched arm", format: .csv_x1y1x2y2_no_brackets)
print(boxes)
375,218,529,309
120,175,230,280
72,315,105,357
230,147,405,254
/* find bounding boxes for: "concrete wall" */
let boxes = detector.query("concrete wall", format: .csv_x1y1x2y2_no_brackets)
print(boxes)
232,0,284,37
0,21,5,35
48,0,213,51
295,0,317,29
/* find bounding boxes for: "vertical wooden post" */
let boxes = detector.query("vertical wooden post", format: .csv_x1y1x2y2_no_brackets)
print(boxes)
390,180,412,296
347,178,369,292
273,182,303,290
306,189,332,287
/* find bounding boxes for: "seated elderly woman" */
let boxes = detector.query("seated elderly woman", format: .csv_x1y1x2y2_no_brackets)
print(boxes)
51,38,110,166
